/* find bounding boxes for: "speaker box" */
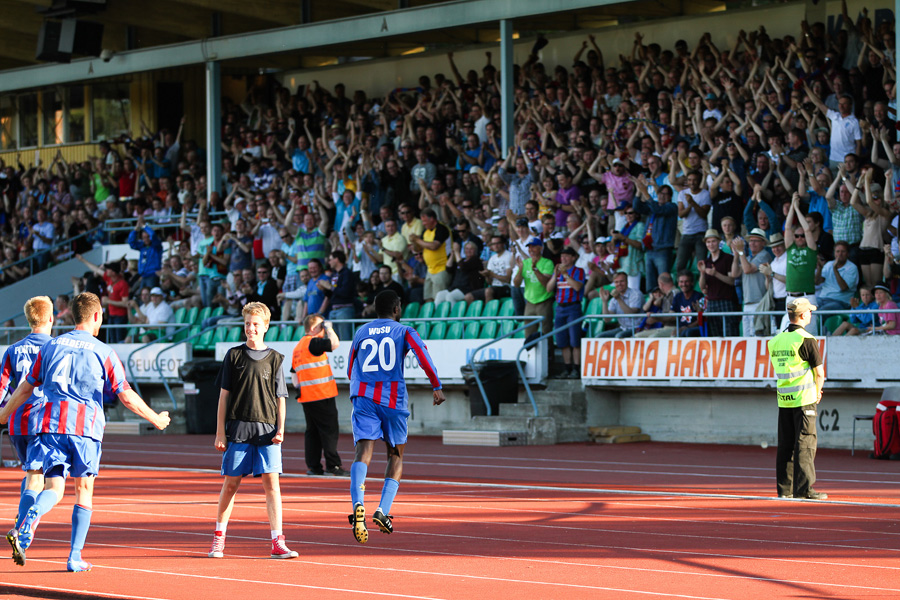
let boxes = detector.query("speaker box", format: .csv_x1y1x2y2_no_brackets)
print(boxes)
59,19,103,57
36,20,66,62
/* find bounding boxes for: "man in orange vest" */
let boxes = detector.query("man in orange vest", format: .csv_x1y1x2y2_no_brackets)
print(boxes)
291,315,347,476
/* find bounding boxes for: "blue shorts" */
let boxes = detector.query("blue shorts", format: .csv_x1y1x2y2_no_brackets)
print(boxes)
554,303,583,348
39,434,102,479
221,442,282,477
351,396,410,448
10,435,44,472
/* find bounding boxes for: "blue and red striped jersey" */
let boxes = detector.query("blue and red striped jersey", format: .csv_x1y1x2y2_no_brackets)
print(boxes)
555,266,585,304
26,329,131,442
347,318,441,410
0,332,52,436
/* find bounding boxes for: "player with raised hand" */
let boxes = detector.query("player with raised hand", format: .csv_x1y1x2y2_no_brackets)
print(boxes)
0,292,170,572
0,296,53,551
346,289,444,543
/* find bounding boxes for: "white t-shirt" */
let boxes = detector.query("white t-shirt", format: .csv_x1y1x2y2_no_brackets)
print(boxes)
678,188,711,235
487,250,513,287
771,252,787,299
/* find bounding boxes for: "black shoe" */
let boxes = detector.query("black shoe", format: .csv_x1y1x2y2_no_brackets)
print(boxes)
327,466,349,477
803,490,828,500
348,503,368,544
306,468,324,476
372,509,393,535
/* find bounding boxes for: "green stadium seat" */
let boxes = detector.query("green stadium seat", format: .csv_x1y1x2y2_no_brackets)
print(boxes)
194,328,215,351
173,307,187,326
402,302,420,320
185,307,200,327
465,300,483,318
482,299,499,317
824,315,848,335
418,302,435,319
281,325,295,341
446,321,464,340
428,321,446,340
264,327,280,342
498,298,515,317
210,307,224,318
464,321,480,339
499,320,515,338
213,326,229,344
479,321,498,338
292,326,305,341
435,301,451,319
187,325,201,342
226,327,243,342
413,322,430,339
450,301,466,318
196,307,211,326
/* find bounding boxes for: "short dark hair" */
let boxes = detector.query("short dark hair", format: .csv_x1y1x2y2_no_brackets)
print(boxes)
422,208,437,220
375,289,401,318
72,292,101,324
330,249,346,265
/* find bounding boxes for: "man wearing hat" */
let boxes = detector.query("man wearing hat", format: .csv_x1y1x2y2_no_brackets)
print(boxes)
767,297,827,500
547,247,585,378
730,229,774,336
513,238,554,340
130,287,174,343
698,229,739,336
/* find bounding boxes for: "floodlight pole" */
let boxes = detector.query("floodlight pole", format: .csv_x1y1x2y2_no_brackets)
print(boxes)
500,19,515,157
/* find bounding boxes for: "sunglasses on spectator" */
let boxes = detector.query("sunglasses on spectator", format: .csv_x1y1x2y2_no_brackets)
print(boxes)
795,233,805,238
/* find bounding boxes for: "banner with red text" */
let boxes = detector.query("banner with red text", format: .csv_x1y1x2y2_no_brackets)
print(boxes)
580,337,826,381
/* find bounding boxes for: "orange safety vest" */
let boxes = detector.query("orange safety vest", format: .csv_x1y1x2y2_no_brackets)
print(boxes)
291,335,338,402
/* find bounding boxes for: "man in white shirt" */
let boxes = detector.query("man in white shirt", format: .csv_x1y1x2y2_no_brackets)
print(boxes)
597,271,644,338
806,84,862,169
132,287,175,342
675,170,712,273
469,234,513,303
759,233,787,332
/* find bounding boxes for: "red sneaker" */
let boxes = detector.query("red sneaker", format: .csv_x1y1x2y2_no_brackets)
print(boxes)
271,535,298,559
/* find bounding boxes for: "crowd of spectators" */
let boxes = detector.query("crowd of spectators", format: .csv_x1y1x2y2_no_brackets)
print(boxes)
1,1,900,354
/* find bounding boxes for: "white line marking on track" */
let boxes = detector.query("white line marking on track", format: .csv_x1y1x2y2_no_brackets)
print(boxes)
0,580,174,600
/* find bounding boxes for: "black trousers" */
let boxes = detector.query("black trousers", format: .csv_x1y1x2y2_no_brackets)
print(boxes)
301,397,342,472
776,404,818,496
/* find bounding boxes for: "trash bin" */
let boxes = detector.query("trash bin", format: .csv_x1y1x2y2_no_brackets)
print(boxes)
179,359,222,434
461,360,521,417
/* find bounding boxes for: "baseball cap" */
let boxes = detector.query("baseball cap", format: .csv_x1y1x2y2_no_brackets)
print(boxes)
873,283,891,293
595,236,612,244
526,237,543,247
561,247,578,257
706,93,717,100
612,158,624,166
104,262,121,274
150,287,165,296
516,217,529,227
787,297,817,315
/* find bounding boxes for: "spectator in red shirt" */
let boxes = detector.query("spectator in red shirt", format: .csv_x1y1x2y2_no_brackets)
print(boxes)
75,254,130,343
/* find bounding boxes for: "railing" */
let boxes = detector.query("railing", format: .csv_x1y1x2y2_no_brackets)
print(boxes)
125,322,193,411
101,211,231,234
0,226,102,283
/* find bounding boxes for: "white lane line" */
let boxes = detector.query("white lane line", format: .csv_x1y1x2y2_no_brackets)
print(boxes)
0,581,174,600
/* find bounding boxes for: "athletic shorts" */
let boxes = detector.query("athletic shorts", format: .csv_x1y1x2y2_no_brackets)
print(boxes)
221,442,282,477
39,433,102,479
10,434,44,472
351,395,410,448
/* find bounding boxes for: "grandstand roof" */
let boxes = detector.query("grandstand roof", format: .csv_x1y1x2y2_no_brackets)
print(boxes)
0,0,727,90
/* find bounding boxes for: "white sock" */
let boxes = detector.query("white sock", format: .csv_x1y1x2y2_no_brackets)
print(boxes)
216,522,227,534
271,529,281,540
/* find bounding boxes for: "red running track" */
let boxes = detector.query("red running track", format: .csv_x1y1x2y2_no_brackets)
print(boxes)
0,434,898,600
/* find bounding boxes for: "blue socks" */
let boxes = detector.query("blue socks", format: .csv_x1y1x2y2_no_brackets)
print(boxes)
379,478,399,515
16,490,38,530
350,462,368,507
69,505,92,561
23,489,59,529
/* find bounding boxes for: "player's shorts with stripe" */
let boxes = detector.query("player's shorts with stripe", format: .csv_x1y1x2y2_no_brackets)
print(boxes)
351,395,410,447
39,433,102,478
9,434,44,472
221,442,283,477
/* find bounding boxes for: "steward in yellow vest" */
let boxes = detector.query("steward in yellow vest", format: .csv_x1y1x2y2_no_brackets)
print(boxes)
291,315,347,476
767,297,826,500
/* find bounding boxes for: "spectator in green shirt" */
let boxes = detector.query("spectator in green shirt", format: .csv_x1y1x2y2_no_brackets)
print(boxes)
782,193,819,334
514,237,554,339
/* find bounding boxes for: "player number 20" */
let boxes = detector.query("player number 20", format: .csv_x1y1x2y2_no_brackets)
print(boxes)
360,337,396,372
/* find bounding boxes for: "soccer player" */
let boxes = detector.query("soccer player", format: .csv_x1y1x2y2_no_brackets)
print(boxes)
0,296,53,546
0,292,170,571
208,302,298,559
346,289,444,543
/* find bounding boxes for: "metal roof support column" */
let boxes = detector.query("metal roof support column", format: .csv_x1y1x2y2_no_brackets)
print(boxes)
205,60,222,198
500,18,515,158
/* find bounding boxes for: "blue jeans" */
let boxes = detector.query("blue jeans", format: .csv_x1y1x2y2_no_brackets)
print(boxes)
199,276,222,308
645,248,673,288
329,305,356,342
106,315,128,344
816,297,850,312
